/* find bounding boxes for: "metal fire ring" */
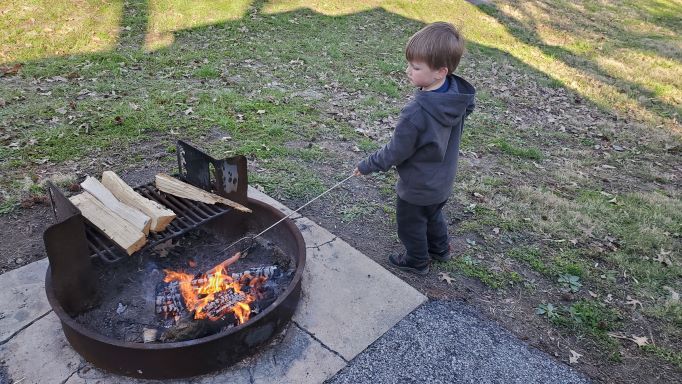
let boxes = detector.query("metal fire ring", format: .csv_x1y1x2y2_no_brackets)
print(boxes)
45,198,306,379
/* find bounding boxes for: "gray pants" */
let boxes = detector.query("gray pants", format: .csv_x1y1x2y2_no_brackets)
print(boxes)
396,197,449,265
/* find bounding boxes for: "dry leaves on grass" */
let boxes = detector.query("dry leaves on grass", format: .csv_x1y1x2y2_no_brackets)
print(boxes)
653,249,673,266
625,295,643,310
663,286,680,304
0,63,22,76
607,332,650,347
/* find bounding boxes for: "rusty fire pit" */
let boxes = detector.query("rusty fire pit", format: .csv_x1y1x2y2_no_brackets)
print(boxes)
43,141,306,379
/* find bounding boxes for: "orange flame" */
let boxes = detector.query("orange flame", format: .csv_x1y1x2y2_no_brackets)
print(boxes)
163,252,264,325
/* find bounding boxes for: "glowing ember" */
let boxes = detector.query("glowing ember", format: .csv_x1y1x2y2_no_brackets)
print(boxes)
163,252,266,324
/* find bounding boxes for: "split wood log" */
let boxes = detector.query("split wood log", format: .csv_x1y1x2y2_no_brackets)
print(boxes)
101,171,176,232
69,192,146,255
80,176,151,235
155,173,251,213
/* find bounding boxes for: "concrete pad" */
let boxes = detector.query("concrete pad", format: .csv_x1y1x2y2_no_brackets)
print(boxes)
0,258,50,344
248,187,428,360
0,189,426,383
0,311,82,384
59,324,345,384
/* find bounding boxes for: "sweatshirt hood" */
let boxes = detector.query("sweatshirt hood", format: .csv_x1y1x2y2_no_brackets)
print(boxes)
414,74,476,126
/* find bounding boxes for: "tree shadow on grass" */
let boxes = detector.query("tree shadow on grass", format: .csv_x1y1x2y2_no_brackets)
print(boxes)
473,0,681,124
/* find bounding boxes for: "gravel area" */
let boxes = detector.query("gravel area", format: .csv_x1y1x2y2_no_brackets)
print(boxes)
327,300,591,384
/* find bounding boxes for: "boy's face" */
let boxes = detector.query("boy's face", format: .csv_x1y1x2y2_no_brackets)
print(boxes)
406,61,447,90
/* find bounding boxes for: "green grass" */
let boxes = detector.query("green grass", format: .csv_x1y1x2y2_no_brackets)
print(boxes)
642,344,682,369
439,253,523,289
0,199,17,215
552,299,622,354
492,138,543,160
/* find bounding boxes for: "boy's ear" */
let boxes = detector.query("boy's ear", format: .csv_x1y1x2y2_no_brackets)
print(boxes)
437,67,449,79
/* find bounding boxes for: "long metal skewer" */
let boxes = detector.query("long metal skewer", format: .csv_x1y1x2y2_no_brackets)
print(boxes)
219,173,355,256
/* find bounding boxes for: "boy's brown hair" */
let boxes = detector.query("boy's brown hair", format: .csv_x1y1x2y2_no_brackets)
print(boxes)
405,22,464,74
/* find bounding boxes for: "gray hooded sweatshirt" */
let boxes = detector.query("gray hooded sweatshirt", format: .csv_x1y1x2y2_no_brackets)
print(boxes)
358,74,475,205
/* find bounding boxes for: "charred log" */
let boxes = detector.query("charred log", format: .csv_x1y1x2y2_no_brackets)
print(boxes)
155,281,186,319
159,313,236,342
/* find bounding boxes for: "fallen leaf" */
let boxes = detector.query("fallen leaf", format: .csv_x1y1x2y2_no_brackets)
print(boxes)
116,302,127,314
153,240,176,257
492,227,500,235
663,286,679,304
569,349,582,364
55,107,67,115
129,102,140,111
625,295,642,309
653,249,673,266
0,63,22,76
604,294,613,303
631,335,649,347
438,272,454,285
184,107,193,115
256,109,265,114
466,238,477,246
114,116,124,125
608,332,650,347
588,290,598,298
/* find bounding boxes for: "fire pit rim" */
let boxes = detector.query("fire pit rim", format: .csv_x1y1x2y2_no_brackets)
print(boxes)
45,196,306,350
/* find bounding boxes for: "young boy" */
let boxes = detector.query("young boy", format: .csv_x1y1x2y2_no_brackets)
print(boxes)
353,22,475,275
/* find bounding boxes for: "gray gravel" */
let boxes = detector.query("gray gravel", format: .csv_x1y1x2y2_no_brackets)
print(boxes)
327,300,591,384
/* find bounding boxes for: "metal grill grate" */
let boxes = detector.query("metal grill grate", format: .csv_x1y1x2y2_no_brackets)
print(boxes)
85,182,232,263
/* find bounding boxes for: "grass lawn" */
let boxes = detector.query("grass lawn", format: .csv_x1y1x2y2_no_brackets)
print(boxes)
1,0,680,381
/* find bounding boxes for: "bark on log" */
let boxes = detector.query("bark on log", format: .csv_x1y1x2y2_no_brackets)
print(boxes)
101,171,176,232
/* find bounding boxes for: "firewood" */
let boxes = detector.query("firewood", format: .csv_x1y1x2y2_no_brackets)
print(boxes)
155,173,251,213
203,289,246,319
232,265,282,281
69,192,146,255
101,171,176,232
80,176,151,235
191,265,281,288
160,313,234,342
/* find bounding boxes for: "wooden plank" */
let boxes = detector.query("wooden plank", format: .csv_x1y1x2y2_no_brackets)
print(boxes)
81,176,152,235
101,171,176,232
69,192,147,255
155,173,252,213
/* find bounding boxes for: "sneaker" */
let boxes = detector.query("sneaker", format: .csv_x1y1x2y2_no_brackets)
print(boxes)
429,244,452,262
388,254,429,275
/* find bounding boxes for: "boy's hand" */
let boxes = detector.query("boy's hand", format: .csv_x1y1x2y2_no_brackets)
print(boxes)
353,167,362,176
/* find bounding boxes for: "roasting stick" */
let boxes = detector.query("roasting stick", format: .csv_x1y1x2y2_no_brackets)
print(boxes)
220,174,356,256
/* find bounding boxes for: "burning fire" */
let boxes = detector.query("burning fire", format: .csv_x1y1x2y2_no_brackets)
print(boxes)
163,252,266,324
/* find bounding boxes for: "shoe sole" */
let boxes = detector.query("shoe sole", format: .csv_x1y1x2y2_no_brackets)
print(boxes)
391,263,429,275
